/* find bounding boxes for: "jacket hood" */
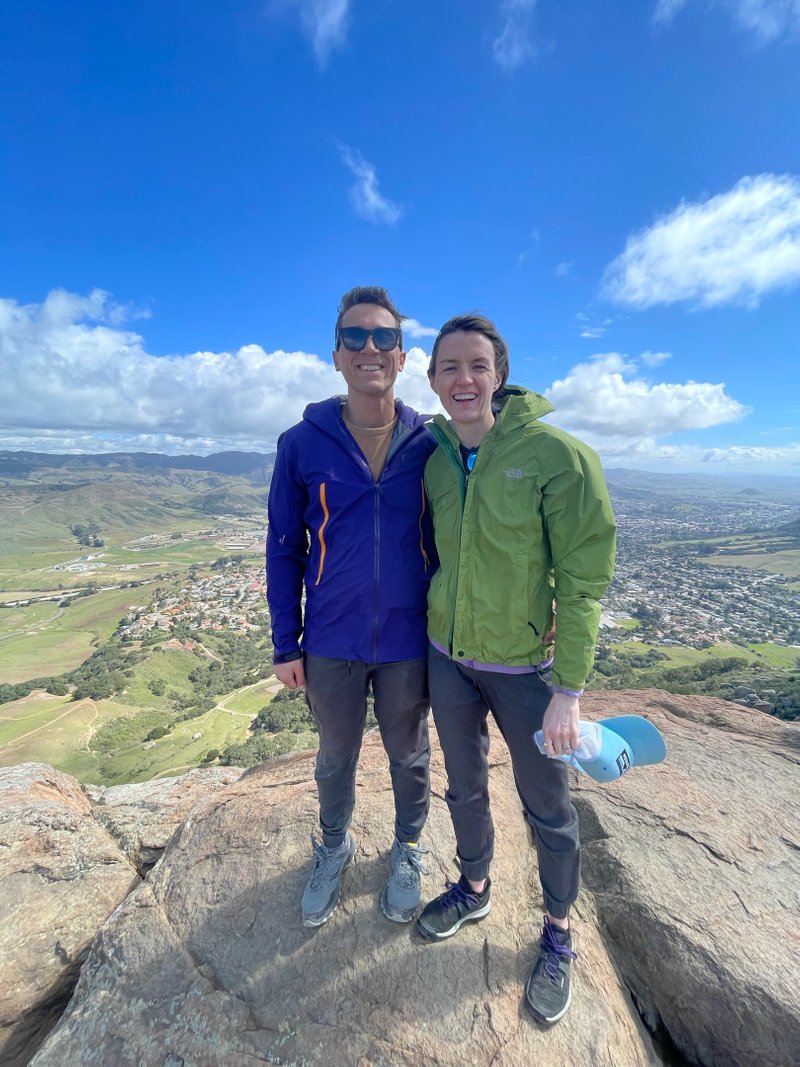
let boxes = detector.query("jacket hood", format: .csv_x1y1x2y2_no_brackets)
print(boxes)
302,396,428,434
430,385,555,445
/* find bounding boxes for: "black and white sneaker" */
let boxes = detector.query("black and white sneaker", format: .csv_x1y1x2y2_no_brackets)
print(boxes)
416,876,491,940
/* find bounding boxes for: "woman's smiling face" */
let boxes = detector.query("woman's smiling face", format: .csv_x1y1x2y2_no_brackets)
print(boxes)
429,330,502,444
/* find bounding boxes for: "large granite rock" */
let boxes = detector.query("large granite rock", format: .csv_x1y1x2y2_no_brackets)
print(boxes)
6,691,799,1066
87,765,244,873
577,690,800,1067
0,764,139,1067
30,743,658,1066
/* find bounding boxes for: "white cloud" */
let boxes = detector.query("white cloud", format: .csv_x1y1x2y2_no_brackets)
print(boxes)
0,289,440,453
603,174,800,309
640,349,672,367
544,352,748,436
700,442,800,464
654,0,800,40
604,438,800,473
338,145,403,226
555,261,573,277
493,0,537,70
576,312,612,338
516,228,541,268
735,0,800,39
402,346,444,415
403,318,438,339
530,350,800,472
653,0,690,24
284,0,350,63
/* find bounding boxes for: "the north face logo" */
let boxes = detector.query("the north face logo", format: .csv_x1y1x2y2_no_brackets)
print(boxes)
504,468,523,479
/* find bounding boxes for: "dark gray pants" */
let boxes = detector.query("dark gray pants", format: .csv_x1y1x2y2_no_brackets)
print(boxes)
428,645,580,920
304,653,431,849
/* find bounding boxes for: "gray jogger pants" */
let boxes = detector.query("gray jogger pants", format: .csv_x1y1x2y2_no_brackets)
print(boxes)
303,653,431,849
428,644,580,920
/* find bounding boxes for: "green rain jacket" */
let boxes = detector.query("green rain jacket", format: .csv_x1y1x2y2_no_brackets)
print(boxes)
425,386,616,691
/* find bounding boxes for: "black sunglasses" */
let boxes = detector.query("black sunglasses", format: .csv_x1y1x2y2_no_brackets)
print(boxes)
336,326,402,352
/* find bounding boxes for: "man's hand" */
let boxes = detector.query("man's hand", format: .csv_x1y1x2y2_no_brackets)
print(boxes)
541,692,580,757
273,660,306,689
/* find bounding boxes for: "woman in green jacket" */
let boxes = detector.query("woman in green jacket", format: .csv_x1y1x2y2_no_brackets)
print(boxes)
416,313,616,1027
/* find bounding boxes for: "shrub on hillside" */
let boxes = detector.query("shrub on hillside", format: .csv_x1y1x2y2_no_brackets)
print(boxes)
220,730,304,768
91,710,171,753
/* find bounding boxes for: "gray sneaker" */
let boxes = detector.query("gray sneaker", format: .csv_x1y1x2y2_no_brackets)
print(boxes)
525,917,576,1025
380,839,429,923
301,833,356,927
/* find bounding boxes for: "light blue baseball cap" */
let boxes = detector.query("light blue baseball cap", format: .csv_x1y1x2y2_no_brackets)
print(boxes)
576,715,667,782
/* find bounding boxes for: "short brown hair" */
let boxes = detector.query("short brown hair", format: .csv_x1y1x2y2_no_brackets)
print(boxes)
335,286,405,344
429,313,510,391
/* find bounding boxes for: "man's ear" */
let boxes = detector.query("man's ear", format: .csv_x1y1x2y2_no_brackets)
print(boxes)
398,350,406,372
332,349,341,371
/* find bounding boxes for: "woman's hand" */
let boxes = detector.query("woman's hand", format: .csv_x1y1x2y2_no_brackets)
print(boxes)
541,692,580,757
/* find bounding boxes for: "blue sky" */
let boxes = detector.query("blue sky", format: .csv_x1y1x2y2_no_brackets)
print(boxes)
1,1,799,473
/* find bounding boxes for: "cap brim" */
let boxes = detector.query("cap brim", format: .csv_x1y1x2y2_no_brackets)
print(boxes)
576,715,667,783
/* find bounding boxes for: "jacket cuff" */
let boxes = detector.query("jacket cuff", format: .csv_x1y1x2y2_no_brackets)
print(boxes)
273,649,303,665
549,683,584,698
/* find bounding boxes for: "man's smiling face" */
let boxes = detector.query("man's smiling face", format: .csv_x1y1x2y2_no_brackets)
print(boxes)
333,303,406,401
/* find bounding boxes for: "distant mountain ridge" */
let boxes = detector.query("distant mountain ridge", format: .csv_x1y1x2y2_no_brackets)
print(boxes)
604,466,800,493
0,450,275,481
0,452,275,546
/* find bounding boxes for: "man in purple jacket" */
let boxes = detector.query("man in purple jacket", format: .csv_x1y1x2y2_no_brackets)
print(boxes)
267,286,436,927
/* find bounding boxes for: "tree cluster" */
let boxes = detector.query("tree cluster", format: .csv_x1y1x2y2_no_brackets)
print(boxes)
69,522,105,547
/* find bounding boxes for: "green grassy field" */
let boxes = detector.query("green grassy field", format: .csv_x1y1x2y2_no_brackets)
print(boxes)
222,678,282,714
81,704,258,784
0,691,74,747
0,586,149,683
0,679,278,784
121,646,206,707
702,549,800,578
610,638,797,670
612,617,640,631
746,642,800,668
0,693,140,768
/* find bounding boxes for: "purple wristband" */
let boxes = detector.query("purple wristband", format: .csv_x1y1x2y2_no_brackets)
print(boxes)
549,684,584,698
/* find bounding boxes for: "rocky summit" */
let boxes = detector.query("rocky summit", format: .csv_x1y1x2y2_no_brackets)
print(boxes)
1,691,798,1067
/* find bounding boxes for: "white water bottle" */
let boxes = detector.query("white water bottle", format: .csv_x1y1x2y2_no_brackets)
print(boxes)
534,721,603,769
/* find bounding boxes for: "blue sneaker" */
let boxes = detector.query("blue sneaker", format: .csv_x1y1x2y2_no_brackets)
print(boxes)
301,833,355,927
525,917,576,1025
380,840,429,923
416,875,491,940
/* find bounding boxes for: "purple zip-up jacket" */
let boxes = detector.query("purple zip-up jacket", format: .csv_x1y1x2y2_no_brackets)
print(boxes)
266,397,437,665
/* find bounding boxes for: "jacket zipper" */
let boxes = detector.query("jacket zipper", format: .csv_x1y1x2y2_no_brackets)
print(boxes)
336,415,422,664
373,482,381,662
431,425,469,657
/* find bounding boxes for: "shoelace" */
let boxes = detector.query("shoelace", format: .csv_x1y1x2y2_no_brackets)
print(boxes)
437,878,483,910
394,843,430,888
308,834,347,890
539,921,577,984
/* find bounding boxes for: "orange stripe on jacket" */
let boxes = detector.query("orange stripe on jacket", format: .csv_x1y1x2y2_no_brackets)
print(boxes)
315,482,329,586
